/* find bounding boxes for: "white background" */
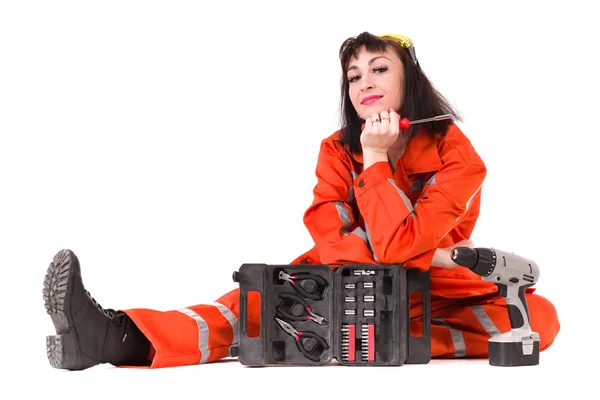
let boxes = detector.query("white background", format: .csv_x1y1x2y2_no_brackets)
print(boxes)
1,0,598,398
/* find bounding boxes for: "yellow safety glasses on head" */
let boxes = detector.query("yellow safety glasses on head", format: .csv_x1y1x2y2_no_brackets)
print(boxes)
379,33,419,66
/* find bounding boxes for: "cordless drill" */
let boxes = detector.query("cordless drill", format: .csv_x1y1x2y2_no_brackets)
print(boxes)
451,246,541,366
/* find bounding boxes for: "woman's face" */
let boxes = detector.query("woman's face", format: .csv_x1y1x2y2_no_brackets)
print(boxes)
347,45,404,120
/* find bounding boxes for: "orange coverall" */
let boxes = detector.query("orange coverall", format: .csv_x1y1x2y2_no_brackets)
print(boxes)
123,123,560,367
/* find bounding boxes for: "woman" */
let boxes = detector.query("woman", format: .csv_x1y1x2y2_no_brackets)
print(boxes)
43,32,560,370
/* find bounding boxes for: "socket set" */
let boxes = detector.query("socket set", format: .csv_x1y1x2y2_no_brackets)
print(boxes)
339,268,391,364
232,263,431,366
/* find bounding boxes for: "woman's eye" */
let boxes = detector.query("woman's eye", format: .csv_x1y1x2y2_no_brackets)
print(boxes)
348,66,386,82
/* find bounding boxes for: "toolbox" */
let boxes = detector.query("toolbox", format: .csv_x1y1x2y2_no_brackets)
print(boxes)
231,263,431,366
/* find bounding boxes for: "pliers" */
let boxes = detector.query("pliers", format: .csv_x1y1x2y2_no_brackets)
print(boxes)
278,270,328,301
274,317,329,362
276,292,328,325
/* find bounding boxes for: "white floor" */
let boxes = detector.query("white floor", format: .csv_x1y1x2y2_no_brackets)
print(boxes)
12,342,593,400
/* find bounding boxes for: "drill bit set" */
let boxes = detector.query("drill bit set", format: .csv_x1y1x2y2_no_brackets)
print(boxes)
231,263,432,366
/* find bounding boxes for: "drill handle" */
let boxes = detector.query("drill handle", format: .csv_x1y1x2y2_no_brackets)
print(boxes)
500,283,533,331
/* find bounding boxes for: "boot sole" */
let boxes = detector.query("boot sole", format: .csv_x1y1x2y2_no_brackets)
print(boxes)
43,249,89,370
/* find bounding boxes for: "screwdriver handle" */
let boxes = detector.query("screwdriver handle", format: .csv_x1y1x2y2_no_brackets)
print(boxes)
399,118,410,129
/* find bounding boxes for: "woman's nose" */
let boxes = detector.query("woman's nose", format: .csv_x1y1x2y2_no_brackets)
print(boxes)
360,78,374,91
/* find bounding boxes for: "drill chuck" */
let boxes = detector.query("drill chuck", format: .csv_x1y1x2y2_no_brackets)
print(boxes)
451,247,496,277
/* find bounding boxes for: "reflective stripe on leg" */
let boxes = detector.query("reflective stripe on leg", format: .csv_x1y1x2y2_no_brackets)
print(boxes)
432,317,466,358
177,308,210,364
470,305,501,337
213,301,239,356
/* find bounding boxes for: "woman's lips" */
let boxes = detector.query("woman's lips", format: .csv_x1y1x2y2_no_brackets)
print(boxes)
361,95,382,105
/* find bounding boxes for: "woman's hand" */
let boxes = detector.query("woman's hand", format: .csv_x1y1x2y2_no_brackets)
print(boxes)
360,108,401,153
431,239,475,269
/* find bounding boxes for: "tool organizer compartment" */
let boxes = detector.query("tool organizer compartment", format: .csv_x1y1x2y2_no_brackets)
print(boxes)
232,263,430,366
269,266,333,364
336,265,404,365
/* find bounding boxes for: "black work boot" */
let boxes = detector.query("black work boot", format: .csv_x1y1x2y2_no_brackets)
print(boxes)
43,249,151,370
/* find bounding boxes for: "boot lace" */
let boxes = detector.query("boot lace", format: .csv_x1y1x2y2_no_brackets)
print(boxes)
85,290,125,322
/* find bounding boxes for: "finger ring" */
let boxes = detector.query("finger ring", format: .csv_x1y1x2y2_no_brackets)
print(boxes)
380,116,389,120
373,118,380,123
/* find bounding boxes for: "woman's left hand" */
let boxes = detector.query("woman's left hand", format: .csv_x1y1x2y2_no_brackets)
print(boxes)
431,239,475,269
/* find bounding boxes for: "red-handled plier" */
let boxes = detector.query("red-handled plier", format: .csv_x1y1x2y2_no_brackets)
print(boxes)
278,270,328,301
276,292,328,325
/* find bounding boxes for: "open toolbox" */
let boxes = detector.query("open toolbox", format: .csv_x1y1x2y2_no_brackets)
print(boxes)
231,263,431,366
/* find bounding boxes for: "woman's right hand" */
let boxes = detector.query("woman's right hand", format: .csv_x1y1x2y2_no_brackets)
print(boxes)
360,108,401,153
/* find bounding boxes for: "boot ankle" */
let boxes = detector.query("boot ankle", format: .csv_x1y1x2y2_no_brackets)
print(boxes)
105,311,151,366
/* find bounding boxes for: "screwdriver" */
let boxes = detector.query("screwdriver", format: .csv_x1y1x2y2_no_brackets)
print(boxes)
361,114,453,130
399,114,453,129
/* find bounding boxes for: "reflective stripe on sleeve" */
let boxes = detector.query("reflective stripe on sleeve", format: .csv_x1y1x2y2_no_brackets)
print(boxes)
387,178,414,212
334,201,352,235
365,223,380,263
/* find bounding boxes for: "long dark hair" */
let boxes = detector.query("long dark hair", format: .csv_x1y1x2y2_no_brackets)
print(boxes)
338,32,462,155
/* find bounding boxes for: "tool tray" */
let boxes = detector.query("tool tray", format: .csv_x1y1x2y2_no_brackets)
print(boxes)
231,263,431,366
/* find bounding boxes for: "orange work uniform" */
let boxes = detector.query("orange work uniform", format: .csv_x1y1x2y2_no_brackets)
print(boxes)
123,123,560,367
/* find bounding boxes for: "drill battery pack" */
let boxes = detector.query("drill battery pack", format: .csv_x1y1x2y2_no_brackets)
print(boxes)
230,263,431,366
